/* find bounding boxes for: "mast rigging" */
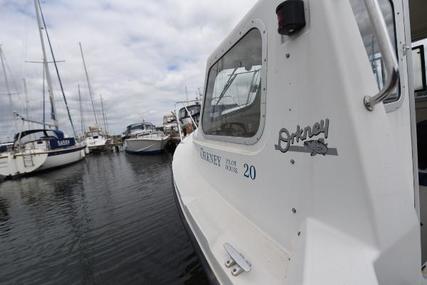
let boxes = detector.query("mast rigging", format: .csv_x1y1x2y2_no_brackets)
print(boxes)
36,0,77,138
79,42,99,128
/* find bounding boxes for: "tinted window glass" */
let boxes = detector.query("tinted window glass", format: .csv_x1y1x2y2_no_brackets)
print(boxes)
202,29,262,138
350,0,399,102
413,45,427,94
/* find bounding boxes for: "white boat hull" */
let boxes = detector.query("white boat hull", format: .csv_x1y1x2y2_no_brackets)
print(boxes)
0,145,85,178
38,146,86,171
85,137,109,153
0,150,48,177
124,136,168,154
172,0,423,283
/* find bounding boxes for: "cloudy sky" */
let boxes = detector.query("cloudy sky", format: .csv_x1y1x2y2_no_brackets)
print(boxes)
0,0,257,140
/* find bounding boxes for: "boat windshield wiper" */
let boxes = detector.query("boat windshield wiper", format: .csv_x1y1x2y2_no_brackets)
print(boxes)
215,67,238,105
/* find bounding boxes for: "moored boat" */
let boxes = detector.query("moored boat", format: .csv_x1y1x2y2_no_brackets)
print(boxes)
84,127,109,153
0,0,86,179
123,122,169,154
178,102,201,128
79,42,111,154
124,132,169,154
0,129,85,177
163,112,178,136
172,0,426,284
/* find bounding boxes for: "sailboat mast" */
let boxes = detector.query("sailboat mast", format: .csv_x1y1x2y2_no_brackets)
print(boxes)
42,63,46,129
23,78,30,128
0,46,15,128
34,0,58,130
78,84,85,136
79,42,99,128
100,94,108,135
37,0,77,138
23,79,29,119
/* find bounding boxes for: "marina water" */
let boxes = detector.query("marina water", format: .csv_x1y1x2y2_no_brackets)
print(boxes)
0,152,208,284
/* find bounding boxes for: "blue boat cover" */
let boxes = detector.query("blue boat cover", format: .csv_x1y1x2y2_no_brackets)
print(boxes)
48,137,76,149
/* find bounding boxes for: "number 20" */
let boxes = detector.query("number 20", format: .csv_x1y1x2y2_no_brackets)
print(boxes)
243,164,256,180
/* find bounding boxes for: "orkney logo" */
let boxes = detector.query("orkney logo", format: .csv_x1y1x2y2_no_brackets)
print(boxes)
274,119,338,156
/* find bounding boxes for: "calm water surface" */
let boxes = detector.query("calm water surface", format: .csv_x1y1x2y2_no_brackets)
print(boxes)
0,152,209,285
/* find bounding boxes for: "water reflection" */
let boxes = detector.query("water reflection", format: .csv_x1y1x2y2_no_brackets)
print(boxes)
0,152,208,285
0,196,9,221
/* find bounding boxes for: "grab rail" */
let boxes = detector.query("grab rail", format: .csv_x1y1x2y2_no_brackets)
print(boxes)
175,99,200,141
362,0,399,111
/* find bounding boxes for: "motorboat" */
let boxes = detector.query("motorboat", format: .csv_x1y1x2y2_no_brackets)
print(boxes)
0,129,85,178
124,122,169,154
84,127,109,153
163,112,178,135
122,122,155,139
124,132,169,154
172,0,427,284
173,100,201,139
178,102,201,128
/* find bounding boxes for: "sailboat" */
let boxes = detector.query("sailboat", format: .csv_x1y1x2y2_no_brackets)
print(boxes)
79,42,109,154
172,0,427,284
0,0,85,178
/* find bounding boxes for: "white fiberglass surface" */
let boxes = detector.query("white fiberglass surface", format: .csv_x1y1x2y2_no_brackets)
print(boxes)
175,0,423,283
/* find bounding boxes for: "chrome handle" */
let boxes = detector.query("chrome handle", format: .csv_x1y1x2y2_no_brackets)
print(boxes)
362,0,399,111
224,243,251,276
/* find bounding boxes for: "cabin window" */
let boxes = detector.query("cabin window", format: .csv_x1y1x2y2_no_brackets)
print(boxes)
202,28,262,138
413,45,427,96
349,0,399,103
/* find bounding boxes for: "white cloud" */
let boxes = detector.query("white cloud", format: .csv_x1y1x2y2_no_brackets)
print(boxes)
0,0,257,140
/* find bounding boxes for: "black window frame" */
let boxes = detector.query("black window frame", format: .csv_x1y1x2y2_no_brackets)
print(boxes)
413,45,427,95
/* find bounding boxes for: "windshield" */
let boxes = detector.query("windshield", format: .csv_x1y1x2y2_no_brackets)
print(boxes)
212,67,261,113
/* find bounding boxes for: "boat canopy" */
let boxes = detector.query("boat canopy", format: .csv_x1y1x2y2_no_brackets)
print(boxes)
14,129,65,142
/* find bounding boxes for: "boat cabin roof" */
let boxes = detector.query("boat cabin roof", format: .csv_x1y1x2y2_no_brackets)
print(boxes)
126,122,155,130
179,104,201,118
